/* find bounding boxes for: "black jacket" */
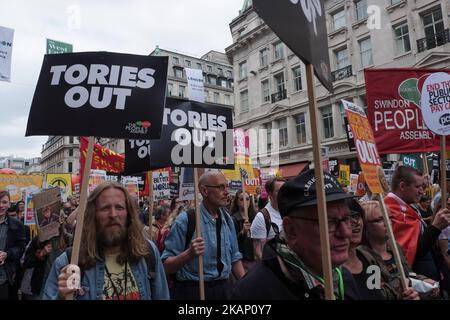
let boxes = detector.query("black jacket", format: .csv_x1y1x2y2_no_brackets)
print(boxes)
3,216,26,284
232,240,361,300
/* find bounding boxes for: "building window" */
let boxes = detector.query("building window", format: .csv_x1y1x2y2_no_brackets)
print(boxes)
240,90,249,113
260,48,268,67
359,38,373,67
266,122,272,152
261,80,270,103
332,9,346,31
278,118,288,147
239,61,247,79
69,149,73,157
68,162,72,173
174,68,183,78
173,57,179,65
197,62,202,70
179,85,185,98
390,0,402,4
274,42,284,60
274,72,285,93
295,114,307,144
322,106,334,139
355,0,368,21
207,75,217,85
207,65,213,72
217,68,223,76
185,60,191,67
69,137,74,144
227,70,233,78
335,47,349,69
422,7,445,49
204,90,210,102
214,92,220,104
224,94,231,105
221,79,227,88
394,23,411,55
292,67,302,92
338,101,347,133
167,83,173,96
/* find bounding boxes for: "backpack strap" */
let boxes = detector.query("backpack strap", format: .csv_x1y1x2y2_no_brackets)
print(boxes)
260,208,279,238
185,210,196,251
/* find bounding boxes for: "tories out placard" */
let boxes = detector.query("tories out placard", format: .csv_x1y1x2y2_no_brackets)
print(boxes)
26,52,168,140
125,97,235,173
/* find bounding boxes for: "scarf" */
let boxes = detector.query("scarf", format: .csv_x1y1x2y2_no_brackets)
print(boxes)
271,239,343,300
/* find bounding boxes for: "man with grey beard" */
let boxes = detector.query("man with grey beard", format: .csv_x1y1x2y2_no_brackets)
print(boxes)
43,182,169,300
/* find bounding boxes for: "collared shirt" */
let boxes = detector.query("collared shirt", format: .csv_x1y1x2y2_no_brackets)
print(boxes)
0,217,9,285
161,202,242,281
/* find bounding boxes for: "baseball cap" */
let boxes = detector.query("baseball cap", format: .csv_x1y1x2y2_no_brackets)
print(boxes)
278,169,355,217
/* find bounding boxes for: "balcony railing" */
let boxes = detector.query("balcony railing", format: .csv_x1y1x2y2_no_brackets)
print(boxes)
417,29,450,53
271,89,287,103
331,65,352,82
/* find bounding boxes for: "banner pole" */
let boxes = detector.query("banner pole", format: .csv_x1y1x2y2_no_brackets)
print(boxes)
441,136,447,209
193,167,205,300
377,196,409,290
422,153,429,176
240,170,249,237
67,136,94,300
305,64,334,300
147,171,154,240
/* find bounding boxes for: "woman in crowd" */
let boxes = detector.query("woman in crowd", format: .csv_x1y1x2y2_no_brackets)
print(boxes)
230,191,256,272
360,200,439,299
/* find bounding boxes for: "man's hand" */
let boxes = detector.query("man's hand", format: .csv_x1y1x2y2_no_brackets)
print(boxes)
423,278,440,298
57,265,76,299
431,208,450,230
188,237,205,258
402,287,420,300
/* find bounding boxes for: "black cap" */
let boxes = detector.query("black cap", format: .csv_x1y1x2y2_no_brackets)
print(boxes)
278,169,355,218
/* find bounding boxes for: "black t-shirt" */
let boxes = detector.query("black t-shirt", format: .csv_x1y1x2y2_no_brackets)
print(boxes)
352,252,385,300
231,211,254,261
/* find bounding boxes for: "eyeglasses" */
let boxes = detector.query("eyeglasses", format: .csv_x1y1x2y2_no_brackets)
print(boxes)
290,215,352,233
204,184,229,192
349,211,362,221
239,197,250,201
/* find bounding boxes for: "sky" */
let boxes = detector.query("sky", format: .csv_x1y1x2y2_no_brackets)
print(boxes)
0,0,244,159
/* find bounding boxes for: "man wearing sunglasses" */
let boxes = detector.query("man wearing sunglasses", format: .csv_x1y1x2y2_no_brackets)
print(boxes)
232,169,361,300
162,171,244,300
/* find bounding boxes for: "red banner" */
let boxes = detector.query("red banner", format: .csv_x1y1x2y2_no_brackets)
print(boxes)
364,68,450,154
79,137,125,179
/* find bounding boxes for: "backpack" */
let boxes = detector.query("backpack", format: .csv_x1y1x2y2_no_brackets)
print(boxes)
259,207,279,238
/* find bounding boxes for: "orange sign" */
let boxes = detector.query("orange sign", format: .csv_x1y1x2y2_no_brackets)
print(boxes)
343,100,383,194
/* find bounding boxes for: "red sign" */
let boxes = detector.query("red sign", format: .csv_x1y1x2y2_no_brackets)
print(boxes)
79,137,125,179
364,68,450,154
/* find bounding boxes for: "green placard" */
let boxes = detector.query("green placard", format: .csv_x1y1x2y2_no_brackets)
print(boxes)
46,39,73,54
400,154,421,170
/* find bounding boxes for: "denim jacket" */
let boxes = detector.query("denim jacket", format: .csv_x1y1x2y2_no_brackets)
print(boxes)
161,202,242,281
42,240,169,300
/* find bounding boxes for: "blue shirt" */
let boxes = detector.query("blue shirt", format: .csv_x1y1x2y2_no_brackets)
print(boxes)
161,203,242,281
42,240,169,300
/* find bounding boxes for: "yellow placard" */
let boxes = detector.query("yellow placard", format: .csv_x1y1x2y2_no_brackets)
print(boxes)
45,173,72,201
0,174,43,202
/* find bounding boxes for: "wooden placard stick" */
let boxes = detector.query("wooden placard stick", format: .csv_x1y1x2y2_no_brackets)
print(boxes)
147,170,154,240
441,136,447,209
193,168,205,300
305,63,334,300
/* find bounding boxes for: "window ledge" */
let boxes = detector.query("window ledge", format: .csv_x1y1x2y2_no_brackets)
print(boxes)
386,0,406,13
259,65,269,72
288,53,296,60
271,58,284,65
328,27,347,39
261,100,271,106
238,77,248,84
393,51,411,60
352,18,368,30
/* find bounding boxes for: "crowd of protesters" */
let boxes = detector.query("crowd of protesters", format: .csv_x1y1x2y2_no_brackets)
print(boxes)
1,164,450,300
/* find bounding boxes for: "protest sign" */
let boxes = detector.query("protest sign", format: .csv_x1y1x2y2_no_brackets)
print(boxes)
88,170,107,193
32,188,61,241
153,170,170,201
179,167,194,201
24,194,36,226
125,98,234,173
364,68,450,153
338,164,350,187
0,26,14,81
45,173,72,202
343,100,383,194
185,68,205,103
0,174,43,202
26,52,168,140
253,0,332,92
